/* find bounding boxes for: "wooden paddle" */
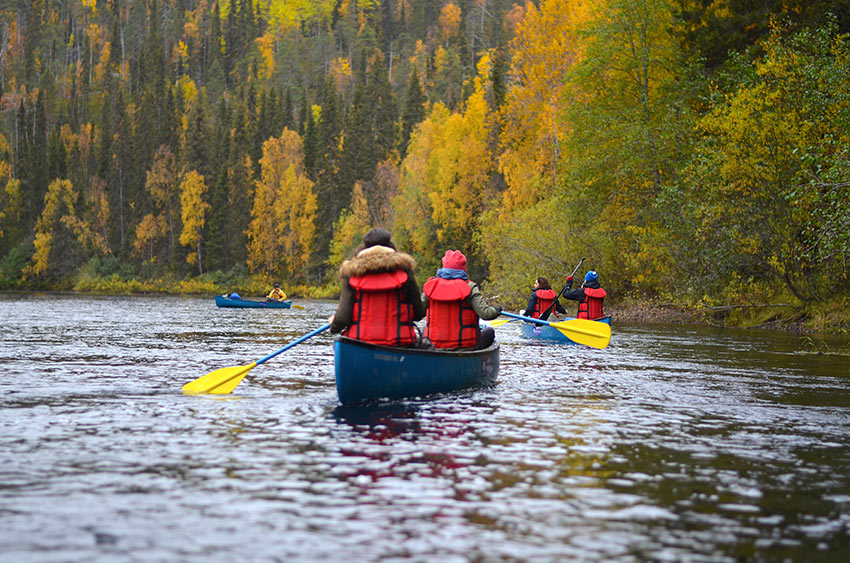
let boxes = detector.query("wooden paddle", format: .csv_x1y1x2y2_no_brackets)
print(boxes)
182,323,331,394
498,311,611,349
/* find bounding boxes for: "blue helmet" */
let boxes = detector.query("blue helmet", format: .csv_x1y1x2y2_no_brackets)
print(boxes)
584,270,598,283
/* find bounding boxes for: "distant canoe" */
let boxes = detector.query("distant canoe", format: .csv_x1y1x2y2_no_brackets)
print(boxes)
214,295,292,309
334,336,499,404
520,316,611,344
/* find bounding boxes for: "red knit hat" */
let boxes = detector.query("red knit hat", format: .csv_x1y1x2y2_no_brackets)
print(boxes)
441,250,467,270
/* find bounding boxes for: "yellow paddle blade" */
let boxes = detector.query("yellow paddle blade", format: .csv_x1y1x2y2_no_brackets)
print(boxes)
182,362,258,395
489,318,516,328
550,319,612,349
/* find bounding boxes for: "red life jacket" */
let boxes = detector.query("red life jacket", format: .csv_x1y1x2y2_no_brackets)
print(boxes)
532,289,557,318
345,270,417,346
423,277,479,349
577,287,606,320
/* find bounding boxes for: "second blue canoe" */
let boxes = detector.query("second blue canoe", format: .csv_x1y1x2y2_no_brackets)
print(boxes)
520,316,612,344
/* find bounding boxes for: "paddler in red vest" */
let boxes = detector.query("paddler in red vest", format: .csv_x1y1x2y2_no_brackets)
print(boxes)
562,270,607,320
329,228,426,346
525,277,567,320
423,250,501,350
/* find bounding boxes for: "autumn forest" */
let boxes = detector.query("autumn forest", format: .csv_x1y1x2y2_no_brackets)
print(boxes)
0,0,848,316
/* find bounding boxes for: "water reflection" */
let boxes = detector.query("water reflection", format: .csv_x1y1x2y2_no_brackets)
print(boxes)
1,294,849,560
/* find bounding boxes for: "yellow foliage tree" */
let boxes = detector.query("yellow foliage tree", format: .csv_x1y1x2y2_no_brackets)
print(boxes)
247,129,317,280
0,134,21,244
429,56,492,246
329,182,371,270
395,55,496,274
496,0,590,212
179,170,210,274
24,179,78,278
144,145,179,261
0,178,22,241
133,213,167,262
439,3,462,44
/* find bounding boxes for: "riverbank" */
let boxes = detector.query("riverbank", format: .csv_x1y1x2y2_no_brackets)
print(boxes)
611,297,850,337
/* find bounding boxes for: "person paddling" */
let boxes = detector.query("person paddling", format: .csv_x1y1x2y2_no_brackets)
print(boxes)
329,228,426,347
423,250,501,350
562,270,607,320
524,277,566,321
266,283,287,301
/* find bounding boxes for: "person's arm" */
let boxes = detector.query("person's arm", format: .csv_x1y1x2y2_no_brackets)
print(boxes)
330,281,355,334
561,287,585,302
467,283,501,320
525,292,537,317
403,272,427,321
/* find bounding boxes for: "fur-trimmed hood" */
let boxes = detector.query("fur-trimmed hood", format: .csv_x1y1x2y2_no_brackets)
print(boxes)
339,245,417,279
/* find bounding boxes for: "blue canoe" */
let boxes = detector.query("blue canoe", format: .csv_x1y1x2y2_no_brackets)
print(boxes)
521,316,612,344
214,295,292,309
334,336,500,404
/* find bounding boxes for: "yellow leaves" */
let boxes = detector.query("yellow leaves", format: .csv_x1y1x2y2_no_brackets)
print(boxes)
395,57,495,255
177,75,198,106
328,57,353,96
25,179,77,278
176,41,189,64
0,179,22,240
279,163,318,273
266,0,337,32
247,129,317,278
256,33,276,79
439,3,462,44
145,146,178,209
133,214,167,260
28,231,54,278
497,0,589,212
179,170,210,250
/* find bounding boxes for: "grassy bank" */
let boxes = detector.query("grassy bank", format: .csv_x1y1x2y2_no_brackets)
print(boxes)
4,257,848,343
612,296,850,336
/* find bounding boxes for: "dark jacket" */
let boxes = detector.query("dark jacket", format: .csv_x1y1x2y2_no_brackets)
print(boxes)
525,288,567,319
330,245,426,334
562,279,605,317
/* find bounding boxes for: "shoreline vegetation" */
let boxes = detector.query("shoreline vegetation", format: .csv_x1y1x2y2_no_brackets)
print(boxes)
4,273,848,341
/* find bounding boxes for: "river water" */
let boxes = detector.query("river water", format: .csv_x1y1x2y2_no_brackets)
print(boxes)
1,293,848,561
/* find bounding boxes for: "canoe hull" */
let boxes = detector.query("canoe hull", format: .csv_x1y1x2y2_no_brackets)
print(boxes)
521,316,611,344
334,336,499,404
214,295,292,309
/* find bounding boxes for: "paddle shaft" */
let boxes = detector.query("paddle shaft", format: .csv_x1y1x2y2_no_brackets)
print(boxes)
501,311,555,327
539,257,585,320
257,323,330,365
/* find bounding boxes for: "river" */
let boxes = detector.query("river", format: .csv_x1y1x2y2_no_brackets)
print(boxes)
1,293,848,561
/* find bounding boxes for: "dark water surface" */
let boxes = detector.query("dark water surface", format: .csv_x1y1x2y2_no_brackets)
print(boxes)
1,293,848,561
